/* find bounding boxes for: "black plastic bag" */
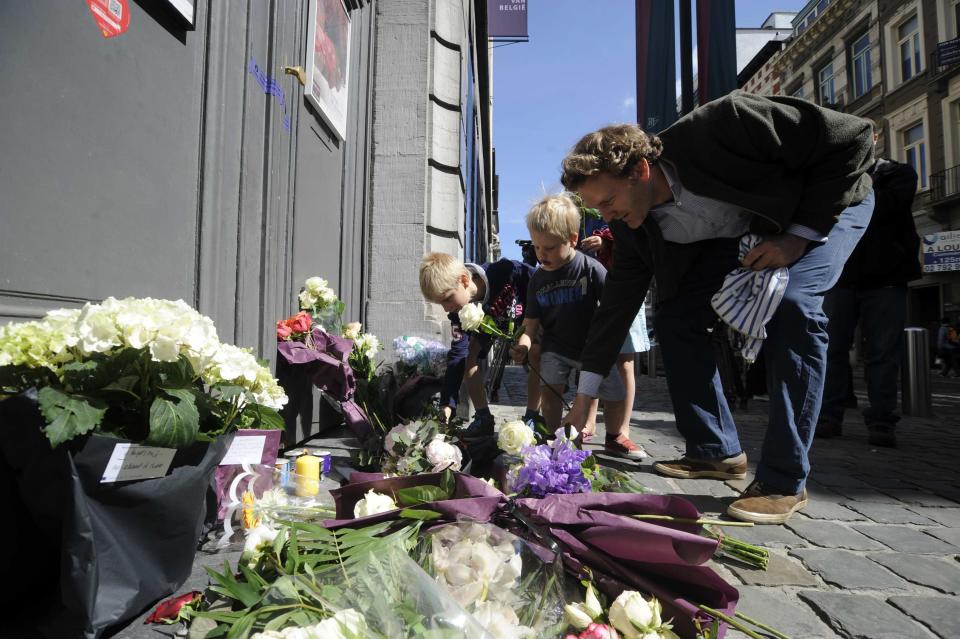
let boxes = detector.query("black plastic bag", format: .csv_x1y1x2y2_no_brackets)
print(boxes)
0,391,228,639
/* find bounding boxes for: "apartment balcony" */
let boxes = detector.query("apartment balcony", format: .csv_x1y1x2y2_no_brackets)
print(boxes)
930,165,960,207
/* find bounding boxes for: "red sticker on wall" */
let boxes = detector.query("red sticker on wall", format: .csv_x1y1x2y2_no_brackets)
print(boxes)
86,0,130,38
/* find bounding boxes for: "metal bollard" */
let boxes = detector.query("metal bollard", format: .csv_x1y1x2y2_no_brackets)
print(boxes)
646,343,658,378
901,327,932,417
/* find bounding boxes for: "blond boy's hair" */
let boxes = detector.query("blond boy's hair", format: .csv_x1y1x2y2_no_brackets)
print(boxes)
526,194,580,241
419,252,468,301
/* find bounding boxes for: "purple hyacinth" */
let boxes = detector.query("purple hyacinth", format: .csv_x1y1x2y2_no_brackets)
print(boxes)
512,440,592,498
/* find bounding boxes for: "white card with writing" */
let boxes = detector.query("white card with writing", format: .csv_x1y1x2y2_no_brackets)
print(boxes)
100,443,177,483
219,435,266,465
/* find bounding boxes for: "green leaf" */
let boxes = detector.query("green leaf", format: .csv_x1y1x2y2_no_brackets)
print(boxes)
251,404,284,431
395,485,447,506
37,386,107,447
0,364,57,393
205,563,261,608
399,508,442,521
440,468,456,497
100,374,141,399
147,388,200,447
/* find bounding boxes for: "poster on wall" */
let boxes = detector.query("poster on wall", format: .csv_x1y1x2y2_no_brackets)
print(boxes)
923,230,960,273
306,0,352,139
165,0,195,28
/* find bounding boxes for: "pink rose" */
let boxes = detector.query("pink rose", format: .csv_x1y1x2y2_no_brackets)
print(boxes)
288,311,312,334
276,320,293,340
579,624,619,639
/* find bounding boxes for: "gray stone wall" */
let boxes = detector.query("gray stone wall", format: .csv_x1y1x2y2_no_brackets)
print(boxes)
366,0,490,351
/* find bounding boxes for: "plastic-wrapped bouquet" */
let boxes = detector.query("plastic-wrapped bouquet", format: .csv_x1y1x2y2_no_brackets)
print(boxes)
416,521,566,639
382,418,463,476
393,335,448,377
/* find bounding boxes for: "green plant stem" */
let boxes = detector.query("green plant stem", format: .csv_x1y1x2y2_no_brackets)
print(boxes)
733,611,795,639
632,515,755,527
697,605,767,639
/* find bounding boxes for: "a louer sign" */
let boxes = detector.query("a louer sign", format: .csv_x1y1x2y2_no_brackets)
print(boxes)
923,230,960,272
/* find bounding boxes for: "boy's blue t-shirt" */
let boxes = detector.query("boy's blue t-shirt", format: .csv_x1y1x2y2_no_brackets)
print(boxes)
525,251,606,360
440,258,535,408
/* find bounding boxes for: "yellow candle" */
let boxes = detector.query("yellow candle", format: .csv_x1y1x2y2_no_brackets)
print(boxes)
296,453,321,480
295,452,321,496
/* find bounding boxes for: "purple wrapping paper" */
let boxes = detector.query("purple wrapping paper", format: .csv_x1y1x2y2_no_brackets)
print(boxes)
514,492,739,638
276,327,374,441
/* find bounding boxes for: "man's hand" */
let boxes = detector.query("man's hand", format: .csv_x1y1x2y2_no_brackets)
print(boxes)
560,393,593,434
742,233,810,270
580,235,603,252
510,340,530,364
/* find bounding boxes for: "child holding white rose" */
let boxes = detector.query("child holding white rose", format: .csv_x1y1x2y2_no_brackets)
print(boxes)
419,252,541,437
511,194,646,459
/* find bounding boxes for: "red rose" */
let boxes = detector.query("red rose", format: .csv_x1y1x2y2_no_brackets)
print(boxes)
145,591,202,624
277,320,293,340
288,311,312,334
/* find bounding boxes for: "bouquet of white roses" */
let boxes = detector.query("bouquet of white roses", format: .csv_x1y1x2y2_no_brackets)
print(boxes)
0,297,287,448
415,521,566,639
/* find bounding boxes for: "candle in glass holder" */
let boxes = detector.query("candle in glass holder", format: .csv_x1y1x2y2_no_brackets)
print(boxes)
294,451,320,496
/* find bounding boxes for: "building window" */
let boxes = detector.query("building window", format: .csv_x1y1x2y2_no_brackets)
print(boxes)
818,62,836,106
903,122,928,188
792,84,804,99
817,0,830,14
898,15,923,82
850,33,872,99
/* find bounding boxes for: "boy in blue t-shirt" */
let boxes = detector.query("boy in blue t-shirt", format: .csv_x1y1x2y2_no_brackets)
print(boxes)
419,252,541,435
511,194,644,459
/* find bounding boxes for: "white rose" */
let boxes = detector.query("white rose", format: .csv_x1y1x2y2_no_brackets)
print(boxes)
609,590,660,638
564,603,593,630
304,277,328,293
471,601,536,639
425,436,462,472
328,609,367,638
584,582,604,619
250,631,285,639
298,289,318,310
353,489,397,518
343,322,362,340
279,628,312,639
359,333,380,359
241,524,280,567
497,420,536,455
458,303,486,332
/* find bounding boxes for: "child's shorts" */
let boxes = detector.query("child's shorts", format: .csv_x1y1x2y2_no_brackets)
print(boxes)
539,351,625,401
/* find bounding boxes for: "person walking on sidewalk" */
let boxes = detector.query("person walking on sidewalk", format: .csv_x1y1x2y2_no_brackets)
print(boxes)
938,316,960,377
559,91,875,524
817,118,920,448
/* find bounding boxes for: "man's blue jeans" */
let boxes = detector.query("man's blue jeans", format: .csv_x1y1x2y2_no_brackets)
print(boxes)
654,192,874,494
821,286,907,425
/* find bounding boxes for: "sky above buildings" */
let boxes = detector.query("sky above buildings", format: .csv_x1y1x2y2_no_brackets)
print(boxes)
492,0,808,260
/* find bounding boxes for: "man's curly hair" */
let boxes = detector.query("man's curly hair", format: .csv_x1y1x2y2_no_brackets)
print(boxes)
560,124,664,190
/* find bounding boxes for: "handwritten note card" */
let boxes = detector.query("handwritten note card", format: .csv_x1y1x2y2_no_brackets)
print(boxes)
219,435,266,465
100,444,176,483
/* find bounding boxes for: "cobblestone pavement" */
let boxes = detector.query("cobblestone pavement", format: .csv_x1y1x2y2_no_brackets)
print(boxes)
490,364,960,639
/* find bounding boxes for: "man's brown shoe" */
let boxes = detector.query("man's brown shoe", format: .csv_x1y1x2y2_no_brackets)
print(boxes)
727,481,808,524
653,452,747,480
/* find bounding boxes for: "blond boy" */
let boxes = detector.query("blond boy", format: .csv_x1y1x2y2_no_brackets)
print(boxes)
511,194,644,458
420,252,540,436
